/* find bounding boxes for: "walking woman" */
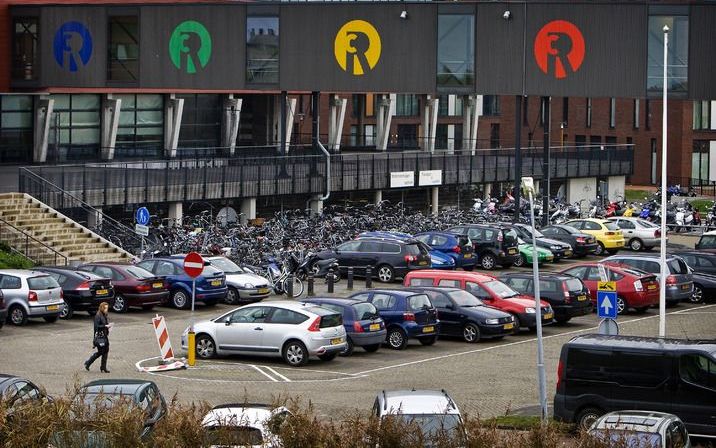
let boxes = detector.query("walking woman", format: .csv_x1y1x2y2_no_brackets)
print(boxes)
84,302,112,373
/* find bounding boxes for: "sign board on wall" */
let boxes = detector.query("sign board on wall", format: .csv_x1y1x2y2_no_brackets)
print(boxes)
390,171,415,188
418,170,442,186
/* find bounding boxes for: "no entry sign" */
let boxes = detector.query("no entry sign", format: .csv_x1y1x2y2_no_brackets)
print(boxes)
183,252,204,278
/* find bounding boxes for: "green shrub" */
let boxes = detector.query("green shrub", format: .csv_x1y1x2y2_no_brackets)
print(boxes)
0,243,34,269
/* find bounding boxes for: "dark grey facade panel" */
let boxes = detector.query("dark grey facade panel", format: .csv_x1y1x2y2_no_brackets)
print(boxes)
688,5,716,100
280,4,437,93
139,5,246,90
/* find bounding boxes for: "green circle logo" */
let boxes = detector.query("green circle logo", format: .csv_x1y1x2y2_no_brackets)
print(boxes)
169,20,212,74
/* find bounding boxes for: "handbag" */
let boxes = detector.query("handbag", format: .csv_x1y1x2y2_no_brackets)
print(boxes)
94,331,108,348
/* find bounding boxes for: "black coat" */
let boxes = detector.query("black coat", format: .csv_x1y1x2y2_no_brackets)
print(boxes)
94,313,109,341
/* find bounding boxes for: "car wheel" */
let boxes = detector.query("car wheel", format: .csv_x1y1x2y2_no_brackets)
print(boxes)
195,334,216,359
462,323,481,343
60,303,73,319
576,407,603,431
318,352,337,361
514,254,526,267
9,306,27,326
142,305,155,311
363,344,381,353
555,316,571,324
510,314,521,333
43,316,58,323
690,285,704,304
112,295,128,313
419,335,437,346
377,265,395,283
171,290,189,309
387,327,408,350
283,340,309,367
616,296,628,315
594,242,605,256
629,238,644,251
339,337,354,357
480,253,496,270
225,287,240,305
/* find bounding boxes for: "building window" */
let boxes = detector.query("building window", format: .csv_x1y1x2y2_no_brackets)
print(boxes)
540,97,548,127
483,95,500,116
490,123,500,148
438,95,449,117
692,141,709,183
436,124,448,149
177,94,221,152
246,16,279,84
108,16,139,82
522,97,529,126
605,136,617,151
12,17,38,81
586,98,592,128
50,94,101,161
693,101,711,130
349,125,358,147
647,10,688,96
575,135,586,147
645,99,652,130
609,98,616,129
395,124,418,148
351,94,363,118
365,124,376,146
114,94,163,158
0,95,33,163
590,135,602,146
437,14,474,88
395,94,419,117
633,99,640,129
562,98,569,128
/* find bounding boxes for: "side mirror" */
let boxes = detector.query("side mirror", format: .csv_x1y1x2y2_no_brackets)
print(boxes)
445,304,454,310
225,320,232,326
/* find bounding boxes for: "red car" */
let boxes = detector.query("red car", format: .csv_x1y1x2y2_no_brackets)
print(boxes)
558,262,659,314
78,263,169,313
404,270,554,332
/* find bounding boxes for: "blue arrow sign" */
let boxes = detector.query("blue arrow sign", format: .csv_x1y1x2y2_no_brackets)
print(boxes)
597,291,618,319
135,207,150,226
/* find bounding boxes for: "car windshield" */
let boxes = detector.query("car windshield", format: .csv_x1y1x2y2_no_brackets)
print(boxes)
565,279,584,292
524,226,544,238
209,258,243,274
393,414,463,439
589,429,662,447
203,426,263,445
483,281,519,299
27,275,59,290
448,290,483,307
604,222,620,231
352,302,379,320
408,294,433,311
125,266,155,279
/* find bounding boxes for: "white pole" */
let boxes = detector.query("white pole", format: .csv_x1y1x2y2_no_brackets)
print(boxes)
659,25,669,338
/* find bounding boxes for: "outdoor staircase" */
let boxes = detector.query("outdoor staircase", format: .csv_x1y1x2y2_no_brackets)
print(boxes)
0,192,133,265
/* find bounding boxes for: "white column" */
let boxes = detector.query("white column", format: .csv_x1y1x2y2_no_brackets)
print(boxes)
33,97,54,163
168,202,183,227
283,97,297,154
376,95,394,151
101,95,122,160
374,189,383,205
328,95,347,152
240,197,256,225
309,195,324,216
222,95,242,156
431,187,439,215
87,207,103,229
164,94,184,158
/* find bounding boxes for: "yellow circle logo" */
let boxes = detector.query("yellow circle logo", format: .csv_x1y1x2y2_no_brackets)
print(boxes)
334,20,381,76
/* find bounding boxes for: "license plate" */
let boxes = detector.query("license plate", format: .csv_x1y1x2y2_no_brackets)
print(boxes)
422,326,434,333
544,313,553,320
153,282,163,289
648,284,657,290
330,338,343,345
419,261,428,266
369,324,381,331
258,288,269,294
508,248,517,255
504,323,514,330
578,295,587,301
463,254,472,258
46,305,59,311
211,280,222,286
96,289,108,296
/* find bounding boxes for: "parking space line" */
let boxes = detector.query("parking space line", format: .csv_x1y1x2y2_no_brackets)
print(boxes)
251,365,279,382
354,304,716,376
263,366,292,382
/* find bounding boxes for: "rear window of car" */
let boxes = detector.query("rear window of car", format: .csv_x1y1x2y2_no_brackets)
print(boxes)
502,229,518,242
565,279,584,292
409,278,435,286
699,235,716,248
604,222,620,231
204,427,262,446
352,302,379,320
28,275,59,290
408,294,432,311
404,243,425,256
668,258,688,275
125,266,155,279
319,313,343,328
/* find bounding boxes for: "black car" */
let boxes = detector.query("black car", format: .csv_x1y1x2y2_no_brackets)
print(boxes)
511,224,573,260
539,224,599,257
499,272,592,323
671,251,716,303
34,266,114,319
315,237,431,283
446,224,519,270
405,287,516,342
0,374,46,415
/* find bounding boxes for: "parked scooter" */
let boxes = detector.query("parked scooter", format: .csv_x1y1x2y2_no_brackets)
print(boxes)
296,252,340,283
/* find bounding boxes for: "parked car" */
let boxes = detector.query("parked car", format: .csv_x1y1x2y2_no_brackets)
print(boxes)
0,290,5,329
34,266,114,319
0,269,65,326
182,301,346,367
414,231,476,270
348,289,439,350
588,411,691,448
558,263,659,314
202,404,291,448
672,250,716,303
446,224,519,269
79,262,168,313
539,224,598,257
372,390,466,444
608,216,665,251
554,334,716,437
565,218,625,255
205,256,270,305
512,223,573,260
694,230,716,251
514,238,554,267
405,287,516,342
602,254,693,305
137,256,227,308
359,231,455,270
314,236,431,282
500,272,592,324
0,374,47,416
403,270,554,332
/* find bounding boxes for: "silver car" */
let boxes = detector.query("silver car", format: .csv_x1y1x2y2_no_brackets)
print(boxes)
589,411,690,447
0,269,65,326
608,217,666,251
602,254,693,304
182,301,346,367
205,256,271,304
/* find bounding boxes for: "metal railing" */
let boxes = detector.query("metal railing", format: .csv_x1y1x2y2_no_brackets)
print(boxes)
0,216,68,266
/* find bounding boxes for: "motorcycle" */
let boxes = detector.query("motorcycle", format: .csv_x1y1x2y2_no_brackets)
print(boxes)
296,252,341,283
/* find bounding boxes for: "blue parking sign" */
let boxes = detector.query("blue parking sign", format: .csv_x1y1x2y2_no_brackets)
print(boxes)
596,291,618,319
135,207,150,226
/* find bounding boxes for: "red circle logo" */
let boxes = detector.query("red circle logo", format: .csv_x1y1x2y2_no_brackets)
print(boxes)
534,20,585,79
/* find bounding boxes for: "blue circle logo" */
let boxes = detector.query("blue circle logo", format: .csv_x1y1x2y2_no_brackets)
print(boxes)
53,21,93,72
135,207,150,226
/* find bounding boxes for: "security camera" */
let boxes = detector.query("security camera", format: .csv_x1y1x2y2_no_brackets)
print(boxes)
400,10,408,20
503,10,512,20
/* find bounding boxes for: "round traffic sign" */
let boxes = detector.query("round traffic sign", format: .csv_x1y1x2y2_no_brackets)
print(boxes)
183,252,204,278
135,207,150,226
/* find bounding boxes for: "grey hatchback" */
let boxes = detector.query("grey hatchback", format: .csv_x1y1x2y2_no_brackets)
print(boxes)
0,269,65,325
602,254,693,304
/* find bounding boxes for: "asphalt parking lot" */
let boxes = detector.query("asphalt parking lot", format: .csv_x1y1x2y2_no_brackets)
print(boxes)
2,237,716,420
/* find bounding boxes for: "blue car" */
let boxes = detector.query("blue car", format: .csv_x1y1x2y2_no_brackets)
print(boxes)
303,297,386,356
414,232,476,270
348,289,439,350
137,257,227,309
358,231,452,270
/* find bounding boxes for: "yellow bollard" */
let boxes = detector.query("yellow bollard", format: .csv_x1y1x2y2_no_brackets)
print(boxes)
188,331,196,367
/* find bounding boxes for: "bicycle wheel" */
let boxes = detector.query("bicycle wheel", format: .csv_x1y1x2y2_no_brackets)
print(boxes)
282,277,304,298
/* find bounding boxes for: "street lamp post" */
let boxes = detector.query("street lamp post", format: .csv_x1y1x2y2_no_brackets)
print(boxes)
659,25,669,338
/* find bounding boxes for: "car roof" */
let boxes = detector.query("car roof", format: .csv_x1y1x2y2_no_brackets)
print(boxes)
604,253,682,261
35,267,104,279
0,269,53,278
569,218,609,224
303,297,362,307
354,236,415,244
380,390,460,415
405,286,463,294
360,289,425,298
593,410,677,433
245,300,341,314
406,269,495,282
567,334,716,353
81,262,132,267
671,250,715,256
203,404,288,430
501,271,572,280
81,379,155,396
701,230,716,236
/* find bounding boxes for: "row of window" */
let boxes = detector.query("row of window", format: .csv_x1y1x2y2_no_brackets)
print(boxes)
350,94,499,118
